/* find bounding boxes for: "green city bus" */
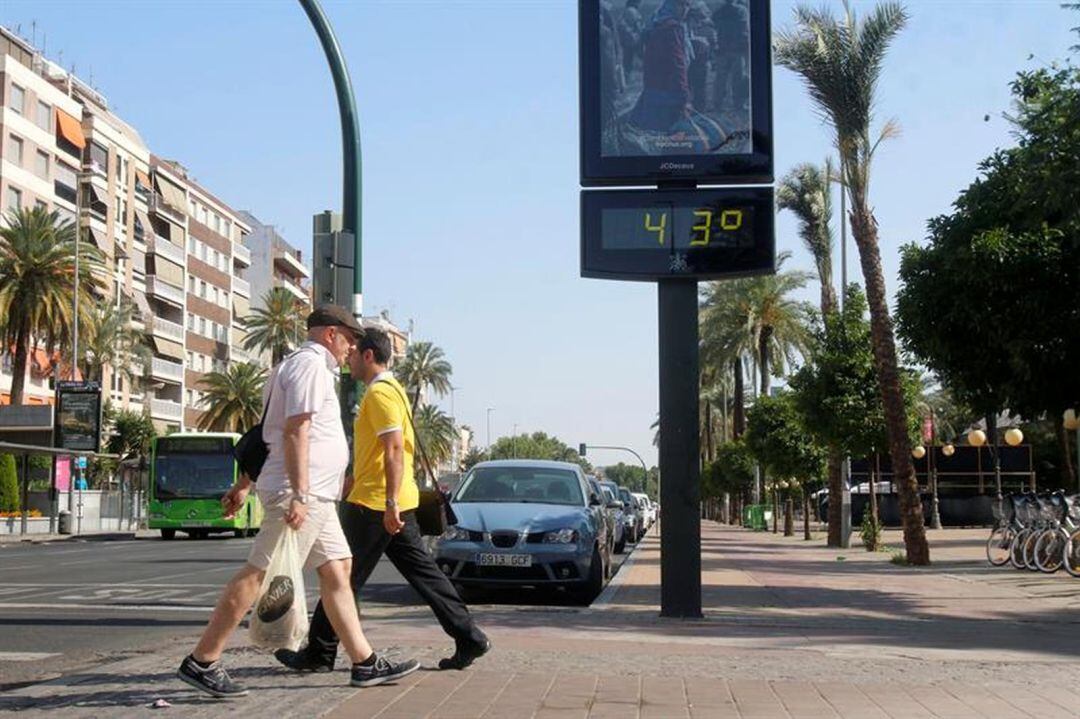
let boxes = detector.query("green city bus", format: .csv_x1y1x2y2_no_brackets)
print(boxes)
147,432,262,539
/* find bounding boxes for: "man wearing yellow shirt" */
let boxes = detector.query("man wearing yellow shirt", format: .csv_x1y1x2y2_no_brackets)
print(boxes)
276,328,490,673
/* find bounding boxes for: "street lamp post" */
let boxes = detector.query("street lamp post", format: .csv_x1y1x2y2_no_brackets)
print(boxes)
299,0,364,321
486,407,494,449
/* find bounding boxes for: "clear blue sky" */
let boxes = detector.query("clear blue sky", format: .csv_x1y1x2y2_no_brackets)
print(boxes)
3,1,1074,467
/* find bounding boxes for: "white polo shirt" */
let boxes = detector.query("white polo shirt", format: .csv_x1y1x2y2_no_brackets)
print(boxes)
258,342,348,501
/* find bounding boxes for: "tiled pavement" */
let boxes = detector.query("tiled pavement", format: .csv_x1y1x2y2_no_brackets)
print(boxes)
4,522,1080,717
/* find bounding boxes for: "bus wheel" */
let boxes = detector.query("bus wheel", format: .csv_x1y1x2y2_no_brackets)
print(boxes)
246,527,259,537
233,529,245,539
161,529,176,540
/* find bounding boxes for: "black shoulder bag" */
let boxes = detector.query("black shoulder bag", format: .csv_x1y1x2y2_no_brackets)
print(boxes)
233,366,279,482
376,380,457,536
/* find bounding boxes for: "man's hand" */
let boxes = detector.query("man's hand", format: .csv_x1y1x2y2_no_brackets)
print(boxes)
285,498,309,530
383,506,404,535
221,481,251,518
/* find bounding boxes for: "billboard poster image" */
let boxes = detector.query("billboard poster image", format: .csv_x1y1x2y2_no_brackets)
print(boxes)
55,382,102,453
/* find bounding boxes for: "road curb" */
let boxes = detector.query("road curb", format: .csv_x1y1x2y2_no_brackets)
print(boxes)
0,531,143,545
591,525,653,609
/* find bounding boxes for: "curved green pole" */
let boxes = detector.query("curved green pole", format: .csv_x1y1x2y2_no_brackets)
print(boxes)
298,0,363,318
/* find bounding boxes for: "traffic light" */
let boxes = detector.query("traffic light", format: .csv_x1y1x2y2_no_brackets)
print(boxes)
579,443,587,457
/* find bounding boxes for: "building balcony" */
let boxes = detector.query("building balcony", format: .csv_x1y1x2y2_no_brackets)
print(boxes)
146,275,185,307
281,278,308,302
150,398,184,421
233,242,251,267
149,235,186,266
149,316,185,343
274,251,310,279
233,276,250,298
150,357,184,383
149,193,185,225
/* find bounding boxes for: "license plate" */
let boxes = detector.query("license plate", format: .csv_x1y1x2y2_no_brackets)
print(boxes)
185,521,213,527
476,553,532,567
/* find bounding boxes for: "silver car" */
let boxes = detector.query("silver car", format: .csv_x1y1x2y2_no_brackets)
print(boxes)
435,460,611,603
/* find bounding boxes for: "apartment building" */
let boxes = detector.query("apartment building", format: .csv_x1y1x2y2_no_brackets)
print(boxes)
238,210,310,311
0,26,256,434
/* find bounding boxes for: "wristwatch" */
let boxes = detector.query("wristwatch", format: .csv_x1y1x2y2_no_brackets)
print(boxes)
293,493,310,505
385,498,398,509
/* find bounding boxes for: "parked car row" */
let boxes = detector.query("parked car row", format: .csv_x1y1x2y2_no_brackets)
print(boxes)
432,460,655,604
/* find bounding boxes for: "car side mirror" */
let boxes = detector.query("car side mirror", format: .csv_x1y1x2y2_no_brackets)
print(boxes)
589,495,602,506
606,500,623,510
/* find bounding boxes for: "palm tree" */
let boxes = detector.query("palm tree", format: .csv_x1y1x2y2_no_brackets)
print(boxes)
82,299,151,386
414,404,457,478
242,287,305,365
396,341,453,411
776,1,930,564
778,160,845,546
777,160,837,316
745,253,815,398
0,207,105,404
196,362,266,432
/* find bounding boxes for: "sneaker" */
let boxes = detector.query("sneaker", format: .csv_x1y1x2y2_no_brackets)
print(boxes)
177,655,249,698
350,655,421,687
438,635,492,670
274,647,335,673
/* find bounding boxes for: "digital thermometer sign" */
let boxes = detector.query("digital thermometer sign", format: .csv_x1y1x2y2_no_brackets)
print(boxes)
581,187,774,281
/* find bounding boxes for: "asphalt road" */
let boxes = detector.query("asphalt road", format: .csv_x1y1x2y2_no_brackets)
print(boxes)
0,532,635,691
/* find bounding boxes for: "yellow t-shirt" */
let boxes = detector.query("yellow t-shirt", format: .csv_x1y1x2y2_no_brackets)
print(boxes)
347,375,419,512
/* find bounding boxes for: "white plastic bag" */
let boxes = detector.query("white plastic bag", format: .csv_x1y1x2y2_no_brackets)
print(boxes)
249,528,308,650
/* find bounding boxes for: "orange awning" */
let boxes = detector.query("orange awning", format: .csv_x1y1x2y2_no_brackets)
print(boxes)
56,109,86,150
135,169,152,189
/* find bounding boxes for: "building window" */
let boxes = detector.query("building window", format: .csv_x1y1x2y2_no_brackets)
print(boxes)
34,199,48,211
7,134,24,167
35,101,51,131
187,275,196,294
35,150,49,179
199,317,207,336
6,186,22,211
10,84,25,115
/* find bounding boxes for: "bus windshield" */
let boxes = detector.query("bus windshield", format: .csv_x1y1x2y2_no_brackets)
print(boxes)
153,436,237,500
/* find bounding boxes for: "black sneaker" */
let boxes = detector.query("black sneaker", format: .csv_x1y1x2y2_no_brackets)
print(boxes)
274,647,335,673
177,655,249,698
438,635,492,670
350,655,421,687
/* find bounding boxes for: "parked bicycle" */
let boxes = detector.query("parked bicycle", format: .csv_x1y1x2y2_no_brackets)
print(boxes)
986,491,1034,566
1031,492,1077,573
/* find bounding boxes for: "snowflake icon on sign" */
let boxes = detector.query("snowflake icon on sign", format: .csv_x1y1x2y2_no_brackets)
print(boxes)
669,253,689,273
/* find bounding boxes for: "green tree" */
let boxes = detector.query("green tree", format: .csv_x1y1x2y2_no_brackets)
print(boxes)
461,447,488,471
789,286,921,547
197,363,266,432
395,341,453,412
0,453,18,513
604,462,657,496
414,404,457,478
704,439,756,522
242,287,305,365
105,409,158,459
487,432,591,472
775,1,930,564
81,299,151,385
0,207,106,404
896,49,1080,488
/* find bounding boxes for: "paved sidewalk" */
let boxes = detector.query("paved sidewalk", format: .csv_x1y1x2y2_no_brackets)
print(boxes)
3,523,1080,717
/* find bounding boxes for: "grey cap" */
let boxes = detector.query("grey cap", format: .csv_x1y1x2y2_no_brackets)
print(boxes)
306,304,363,338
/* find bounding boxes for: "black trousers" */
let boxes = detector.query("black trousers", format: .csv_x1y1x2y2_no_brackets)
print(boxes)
307,502,484,662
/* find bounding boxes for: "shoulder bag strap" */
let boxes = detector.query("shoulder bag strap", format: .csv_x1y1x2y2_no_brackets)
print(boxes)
374,379,438,490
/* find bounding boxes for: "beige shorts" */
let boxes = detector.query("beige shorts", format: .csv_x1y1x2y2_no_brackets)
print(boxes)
247,492,351,571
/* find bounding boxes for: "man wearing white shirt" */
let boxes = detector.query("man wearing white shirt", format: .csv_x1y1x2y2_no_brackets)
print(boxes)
178,306,418,699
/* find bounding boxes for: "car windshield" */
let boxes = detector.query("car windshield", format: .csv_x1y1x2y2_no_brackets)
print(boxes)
456,467,584,506
618,488,633,505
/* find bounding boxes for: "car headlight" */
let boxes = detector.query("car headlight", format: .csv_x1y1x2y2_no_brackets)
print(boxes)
441,526,472,541
543,528,578,544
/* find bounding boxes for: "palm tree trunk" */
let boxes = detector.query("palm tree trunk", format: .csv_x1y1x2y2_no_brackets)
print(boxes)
732,357,745,438
758,326,773,397
704,400,714,463
784,496,794,536
411,387,422,413
851,208,930,565
9,323,31,406
826,448,843,547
